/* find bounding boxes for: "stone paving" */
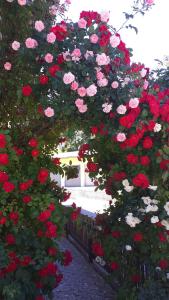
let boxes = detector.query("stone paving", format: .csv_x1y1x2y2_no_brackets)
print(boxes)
53,239,114,300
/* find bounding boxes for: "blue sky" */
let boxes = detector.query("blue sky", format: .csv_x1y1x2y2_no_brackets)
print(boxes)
68,0,169,68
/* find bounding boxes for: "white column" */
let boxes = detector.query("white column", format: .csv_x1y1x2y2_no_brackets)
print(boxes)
80,163,85,187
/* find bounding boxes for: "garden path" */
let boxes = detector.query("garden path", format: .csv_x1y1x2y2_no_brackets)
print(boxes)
53,238,114,300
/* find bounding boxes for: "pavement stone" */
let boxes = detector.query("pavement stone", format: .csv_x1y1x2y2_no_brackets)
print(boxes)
53,239,114,300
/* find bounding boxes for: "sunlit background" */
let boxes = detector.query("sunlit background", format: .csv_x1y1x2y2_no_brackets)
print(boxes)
68,0,169,68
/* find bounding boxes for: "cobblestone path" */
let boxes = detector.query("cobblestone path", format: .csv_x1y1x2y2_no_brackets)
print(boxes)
53,239,114,300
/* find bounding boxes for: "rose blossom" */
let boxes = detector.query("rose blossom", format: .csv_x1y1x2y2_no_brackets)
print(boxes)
25,38,38,49
78,18,87,29
71,48,81,57
143,80,149,90
77,87,86,97
116,133,126,142
100,11,110,22
140,68,147,77
86,84,97,97
97,78,108,87
78,104,88,113
96,53,110,66
102,103,112,113
75,98,84,107
110,35,120,48
71,81,79,91
35,20,45,32
44,107,54,117
90,34,99,44
151,216,159,224
47,32,56,44
4,62,12,71
96,71,104,80
17,0,26,5
44,53,53,63
146,0,154,5
63,72,75,85
116,105,127,115
129,98,139,108
11,41,20,51
154,123,162,132
49,5,57,15
111,81,119,89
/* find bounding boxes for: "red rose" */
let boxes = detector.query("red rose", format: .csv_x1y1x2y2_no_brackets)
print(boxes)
48,64,61,77
35,296,45,300
159,259,169,270
132,173,149,189
131,274,141,283
126,134,139,148
6,261,17,273
0,153,9,165
57,54,64,64
9,211,19,225
13,146,23,156
52,158,61,165
37,168,49,184
50,25,67,41
113,171,126,181
3,181,15,193
6,233,15,245
0,134,6,148
158,232,167,242
91,126,98,135
92,242,104,256
140,155,150,166
0,171,9,183
126,154,138,164
48,247,57,256
22,85,32,96
39,74,49,85
38,209,51,222
133,232,143,242
45,223,57,238
20,256,32,267
31,149,40,157
87,162,98,172
111,230,121,238
19,179,33,191
160,160,169,170
110,261,119,270
28,138,38,147
22,195,32,204
142,137,153,149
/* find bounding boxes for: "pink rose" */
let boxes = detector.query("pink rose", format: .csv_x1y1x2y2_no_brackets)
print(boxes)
25,38,38,49
63,72,75,84
17,0,26,5
140,68,147,78
97,78,108,87
129,98,139,109
78,18,87,29
75,98,84,107
71,81,79,91
44,53,53,63
71,48,81,57
49,5,57,16
4,62,12,71
102,103,112,113
11,41,20,51
116,105,127,115
65,0,71,4
90,34,99,44
44,107,54,117
145,0,154,5
77,87,86,97
143,80,149,90
86,84,97,97
47,32,56,44
78,104,88,113
100,11,110,22
96,53,110,66
110,35,120,48
96,71,104,80
116,133,126,142
35,20,45,32
111,81,119,89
